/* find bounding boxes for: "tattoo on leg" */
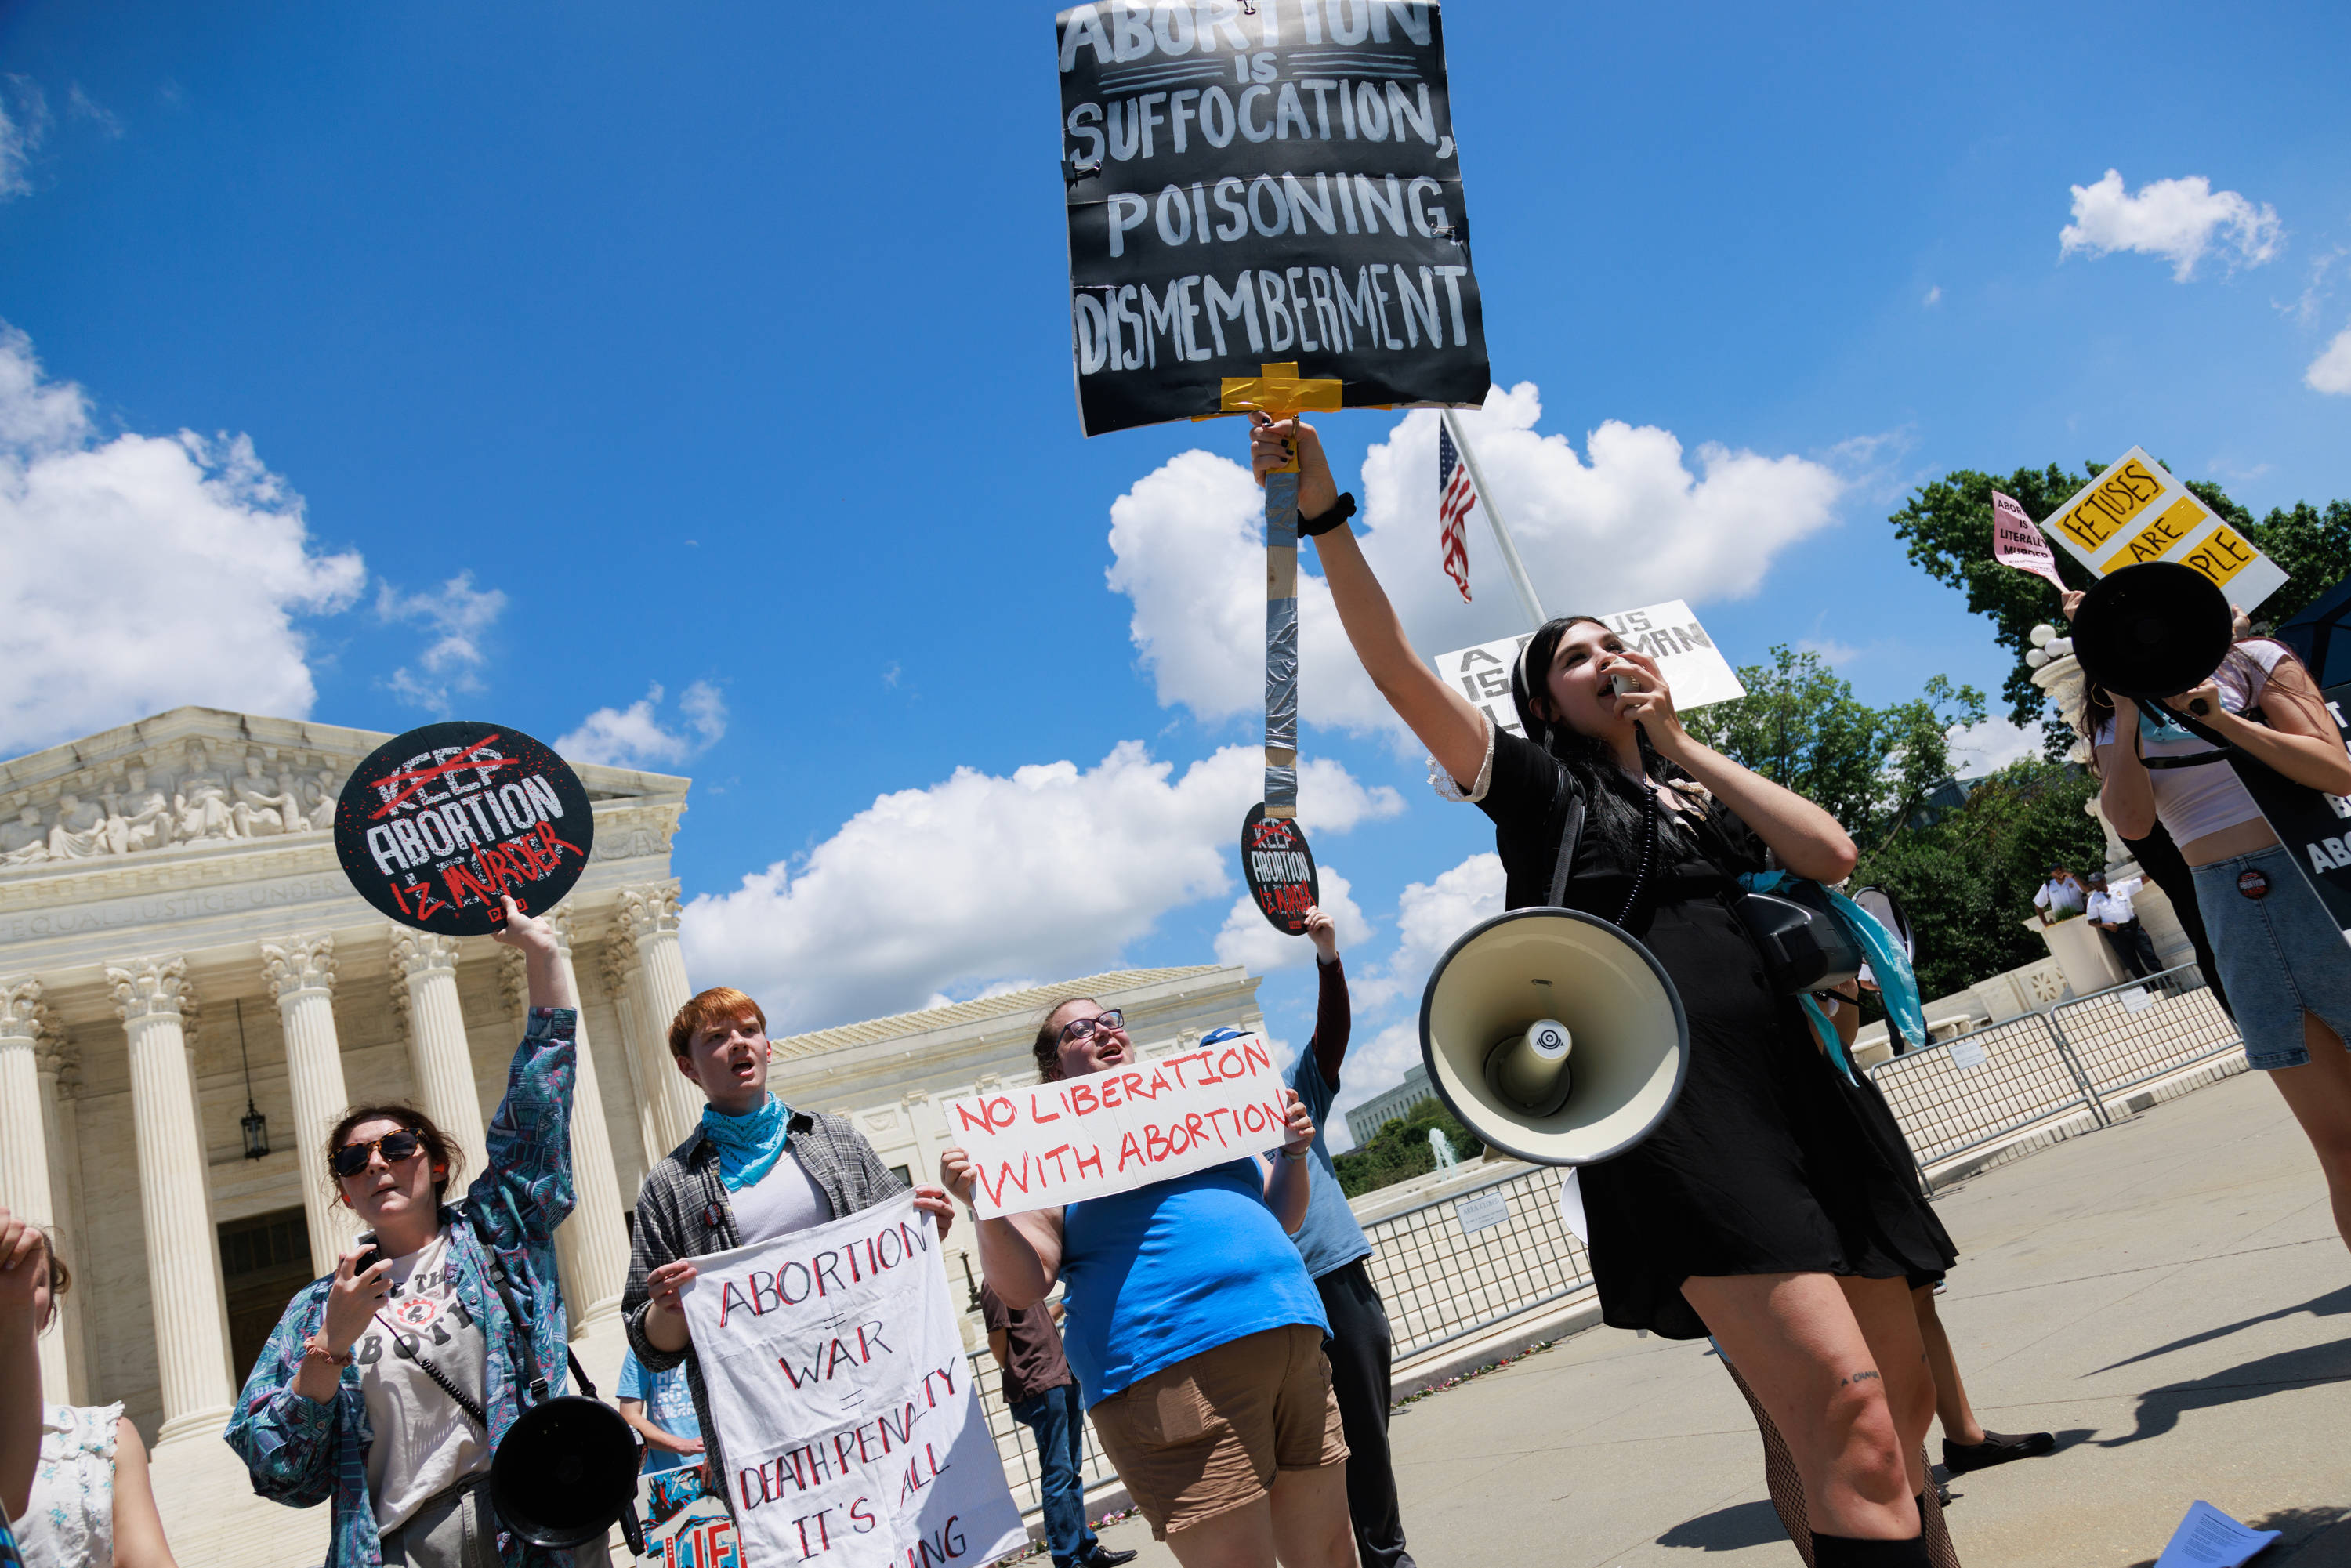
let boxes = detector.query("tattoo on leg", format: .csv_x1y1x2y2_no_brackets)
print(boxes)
1837,1370,1882,1388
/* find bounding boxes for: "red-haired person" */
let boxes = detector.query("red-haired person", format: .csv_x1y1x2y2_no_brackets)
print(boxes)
621,987,956,1530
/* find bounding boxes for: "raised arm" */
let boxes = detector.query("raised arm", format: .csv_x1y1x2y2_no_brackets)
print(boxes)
1260,1090,1317,1234
473,895,577,1248
1252,416,1491,788
2186,655,2351,796
1304,909,1349,1084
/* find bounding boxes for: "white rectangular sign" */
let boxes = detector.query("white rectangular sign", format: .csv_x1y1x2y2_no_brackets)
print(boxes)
1454,1189,1510,1235
942,1035,1290,1218
1432,599,1747,742
679,1193,1026,1568
2039,446,2288,610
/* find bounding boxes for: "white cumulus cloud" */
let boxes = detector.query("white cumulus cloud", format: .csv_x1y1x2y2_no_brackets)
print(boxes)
2307,325,2351,396
679,744,1401,1033
2059,169,2282,281
557,680,728,770
1212,863,1375,973
1107,385,1846,741
1949,715,2046,777
1355,851,1506,1006
0,324,365,756
379,573,507,712
0,78,49,201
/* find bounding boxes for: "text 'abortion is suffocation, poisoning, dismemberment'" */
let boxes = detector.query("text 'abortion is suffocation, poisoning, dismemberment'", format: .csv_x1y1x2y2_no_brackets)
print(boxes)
944,1033,1291,1215
1058,1,1490,435
681,1193,1027,1568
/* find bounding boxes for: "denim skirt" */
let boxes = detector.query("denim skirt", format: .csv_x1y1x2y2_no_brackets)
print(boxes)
2191,844,2351,1069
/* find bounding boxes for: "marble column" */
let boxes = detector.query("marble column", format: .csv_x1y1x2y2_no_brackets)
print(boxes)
618,882,702,1155
389,929,488,1179
542,912,629,1330
109,955,236,1445
597,945,669,1171
0,978,70,1400
260,933,360,1273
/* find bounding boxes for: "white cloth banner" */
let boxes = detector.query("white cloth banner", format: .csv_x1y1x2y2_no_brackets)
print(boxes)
1432,599,1746,743
942,1034,1290,1218
679,1193,1026,1568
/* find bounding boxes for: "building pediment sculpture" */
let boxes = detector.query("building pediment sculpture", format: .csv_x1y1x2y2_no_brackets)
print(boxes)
45,794,109,860
230,754,308,838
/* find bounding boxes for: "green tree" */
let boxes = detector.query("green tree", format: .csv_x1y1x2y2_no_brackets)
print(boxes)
1851,759,2109,1003
1685,646,1986,858
1887,465,2351,733
1333,1097,1484,1198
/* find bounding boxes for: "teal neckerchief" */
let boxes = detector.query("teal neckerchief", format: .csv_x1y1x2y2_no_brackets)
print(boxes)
1738,873,1927,1084
701,1092,792,1192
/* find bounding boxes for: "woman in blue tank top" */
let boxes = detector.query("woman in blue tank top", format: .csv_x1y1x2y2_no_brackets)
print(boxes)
941,999,1356,1568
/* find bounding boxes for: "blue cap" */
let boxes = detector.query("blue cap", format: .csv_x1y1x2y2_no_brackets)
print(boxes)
1200,1026,1248,1045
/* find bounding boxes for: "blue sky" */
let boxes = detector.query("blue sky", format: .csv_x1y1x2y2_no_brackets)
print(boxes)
4,1,2347,1143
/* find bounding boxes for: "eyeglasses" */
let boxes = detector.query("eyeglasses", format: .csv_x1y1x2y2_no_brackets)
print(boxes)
1056,1009,1126,1047
332,1129,424,1178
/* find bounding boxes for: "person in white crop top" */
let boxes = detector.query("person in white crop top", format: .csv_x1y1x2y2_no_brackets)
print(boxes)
2071,592,2351,1259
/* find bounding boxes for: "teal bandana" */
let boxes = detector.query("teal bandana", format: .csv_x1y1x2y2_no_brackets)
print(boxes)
700,1092,792,1192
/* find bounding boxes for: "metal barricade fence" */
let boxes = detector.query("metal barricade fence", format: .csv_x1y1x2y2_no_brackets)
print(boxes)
1359,1166,1595,1360
1866,1011,2105,1186
965,1345,1118,1516
2045,962,2242,1103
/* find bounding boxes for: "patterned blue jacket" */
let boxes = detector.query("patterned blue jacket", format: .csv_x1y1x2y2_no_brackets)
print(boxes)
223,1007,578,1567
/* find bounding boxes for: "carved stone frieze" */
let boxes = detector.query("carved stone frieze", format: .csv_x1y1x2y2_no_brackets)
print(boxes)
0,737,352,876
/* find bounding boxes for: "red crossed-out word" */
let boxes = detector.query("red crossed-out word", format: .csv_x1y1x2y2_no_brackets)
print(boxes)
368,735,523,820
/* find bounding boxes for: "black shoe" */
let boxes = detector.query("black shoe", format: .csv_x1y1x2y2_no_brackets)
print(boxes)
1941,1429,2056,1473
1083,1550,1138,1567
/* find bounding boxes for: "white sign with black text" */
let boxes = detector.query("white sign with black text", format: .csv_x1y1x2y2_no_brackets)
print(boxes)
1431,599,1747,741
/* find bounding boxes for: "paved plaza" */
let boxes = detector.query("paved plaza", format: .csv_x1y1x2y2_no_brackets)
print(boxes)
1085,1066,2351,1566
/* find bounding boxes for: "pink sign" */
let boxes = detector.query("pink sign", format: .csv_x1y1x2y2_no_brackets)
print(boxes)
1991,491,2067,590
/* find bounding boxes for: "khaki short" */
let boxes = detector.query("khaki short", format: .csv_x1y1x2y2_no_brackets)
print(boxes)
1087,1324,1349,1539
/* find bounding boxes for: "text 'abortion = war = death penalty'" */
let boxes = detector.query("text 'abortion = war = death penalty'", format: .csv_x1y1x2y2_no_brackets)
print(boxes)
1059,2,1488,435
946,1034,1291,1215
684,1194,1027,1568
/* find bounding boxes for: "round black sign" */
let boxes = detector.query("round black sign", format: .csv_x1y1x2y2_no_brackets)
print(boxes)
335,721,595,935
1241,802,1319,936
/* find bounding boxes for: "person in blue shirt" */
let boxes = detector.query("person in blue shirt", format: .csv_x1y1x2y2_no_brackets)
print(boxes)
1207,906,1415,1568
614,1349,703,1476
941,999,1354,1568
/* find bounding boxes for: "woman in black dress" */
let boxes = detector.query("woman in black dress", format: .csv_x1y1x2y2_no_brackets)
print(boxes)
1254,415,1956,1565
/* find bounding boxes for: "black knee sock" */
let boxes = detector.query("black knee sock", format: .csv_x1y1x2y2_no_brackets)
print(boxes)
1810,1531,1929,1566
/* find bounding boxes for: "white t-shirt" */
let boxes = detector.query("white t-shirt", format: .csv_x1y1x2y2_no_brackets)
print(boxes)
2034,878,2086,915
728,1150,832,1244
2092,641,2288,845
2088,878,2143,924
357,1227,489,1533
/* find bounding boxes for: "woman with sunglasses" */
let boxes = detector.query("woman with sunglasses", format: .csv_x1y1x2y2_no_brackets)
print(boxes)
940,1001,1356,1568
1256,415,1957,1566
226,894,581,1568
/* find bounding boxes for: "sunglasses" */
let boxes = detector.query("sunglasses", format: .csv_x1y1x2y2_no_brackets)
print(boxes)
333,1129,425,1179
1056,1009,1126,1047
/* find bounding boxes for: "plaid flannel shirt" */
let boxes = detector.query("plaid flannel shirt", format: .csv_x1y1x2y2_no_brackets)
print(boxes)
223,1007,578,1568
622,1109,907,1521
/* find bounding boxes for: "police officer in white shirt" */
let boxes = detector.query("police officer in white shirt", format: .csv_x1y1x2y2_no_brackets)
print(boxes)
2085,871,2161,979
2033,866,2087,925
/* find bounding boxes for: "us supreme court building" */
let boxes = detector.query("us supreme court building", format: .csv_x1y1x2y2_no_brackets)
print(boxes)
0,705,1262,1564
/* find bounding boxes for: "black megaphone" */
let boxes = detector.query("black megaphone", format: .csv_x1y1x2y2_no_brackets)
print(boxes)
2070,562,2234,703
489,1371,648,1554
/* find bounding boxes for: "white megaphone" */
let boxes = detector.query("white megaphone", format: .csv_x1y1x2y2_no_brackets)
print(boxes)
1421,907,1690,1165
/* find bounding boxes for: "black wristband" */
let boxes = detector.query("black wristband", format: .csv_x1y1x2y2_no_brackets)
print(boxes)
1299,491,1357,538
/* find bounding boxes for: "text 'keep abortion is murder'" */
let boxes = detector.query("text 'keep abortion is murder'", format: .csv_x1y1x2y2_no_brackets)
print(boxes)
1060,1,1488,433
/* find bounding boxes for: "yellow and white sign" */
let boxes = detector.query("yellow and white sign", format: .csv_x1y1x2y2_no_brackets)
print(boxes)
2040,446,2288,609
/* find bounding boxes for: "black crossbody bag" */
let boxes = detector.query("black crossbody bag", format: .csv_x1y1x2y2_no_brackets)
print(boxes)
1545,764,1859,993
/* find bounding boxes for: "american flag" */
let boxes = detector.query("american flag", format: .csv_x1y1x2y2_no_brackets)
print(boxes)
1436,422,1476,603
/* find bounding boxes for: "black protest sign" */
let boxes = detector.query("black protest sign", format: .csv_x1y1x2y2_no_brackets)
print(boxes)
2231,683,2351,929
1241,801,1320,933
1057,0,1490,436
335,722,595,936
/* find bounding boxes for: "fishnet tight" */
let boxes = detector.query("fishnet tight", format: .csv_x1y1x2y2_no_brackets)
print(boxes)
1720,1356,1961,1566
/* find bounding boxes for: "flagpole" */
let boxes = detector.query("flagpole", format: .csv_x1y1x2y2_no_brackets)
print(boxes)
1441,407,1546,629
